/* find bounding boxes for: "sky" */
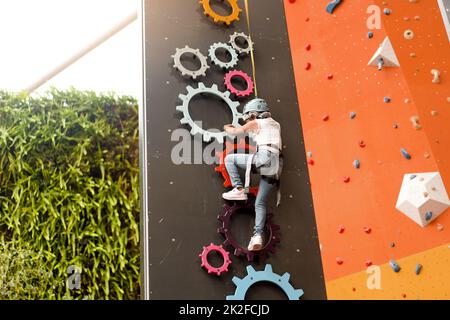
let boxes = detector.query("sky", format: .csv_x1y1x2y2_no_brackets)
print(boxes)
0,0,140,97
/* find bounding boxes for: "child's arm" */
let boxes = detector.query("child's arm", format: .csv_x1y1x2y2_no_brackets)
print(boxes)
224,120,259,136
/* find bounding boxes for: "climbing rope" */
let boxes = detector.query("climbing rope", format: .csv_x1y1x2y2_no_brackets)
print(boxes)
244,0,258,97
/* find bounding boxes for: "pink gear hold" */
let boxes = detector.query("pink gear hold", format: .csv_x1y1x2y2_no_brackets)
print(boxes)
199,243,232,276
224,70,254,98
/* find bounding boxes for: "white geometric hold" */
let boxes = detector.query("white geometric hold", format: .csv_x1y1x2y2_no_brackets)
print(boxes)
396,172,450,227
368,36,400,70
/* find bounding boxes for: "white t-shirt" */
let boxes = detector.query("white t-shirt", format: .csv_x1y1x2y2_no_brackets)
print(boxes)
250,118,282,150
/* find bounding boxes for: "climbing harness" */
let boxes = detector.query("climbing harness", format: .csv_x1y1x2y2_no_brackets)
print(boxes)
199,243,232,276
208,42,239,69
244,146,283,207
200,0,242,25
224,70,254,98
226,264,304,300
176,82,242,143
171,46,209,79
218,202,280,262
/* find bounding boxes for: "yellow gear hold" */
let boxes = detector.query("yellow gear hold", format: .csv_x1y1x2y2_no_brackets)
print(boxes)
200,0,242,25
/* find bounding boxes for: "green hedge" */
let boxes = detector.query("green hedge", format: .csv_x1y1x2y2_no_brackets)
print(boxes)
0,89,140,299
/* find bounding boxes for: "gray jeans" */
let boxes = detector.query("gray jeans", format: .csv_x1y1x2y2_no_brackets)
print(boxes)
224,149,278,236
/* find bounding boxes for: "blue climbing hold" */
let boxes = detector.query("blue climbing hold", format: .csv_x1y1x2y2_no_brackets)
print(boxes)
384,8,391,15
415,264,422,275
400,148,411,160
353,159,360,169
368,31,374,39
384,97,391,103
350,112,357,119
326,0,343,14
389,260,401,273
425,211,433,221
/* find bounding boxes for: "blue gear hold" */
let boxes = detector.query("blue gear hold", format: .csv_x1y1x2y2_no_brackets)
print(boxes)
226,264,304,300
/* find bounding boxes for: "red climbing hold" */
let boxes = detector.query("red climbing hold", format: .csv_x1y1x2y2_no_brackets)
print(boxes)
359,140,366,148
343,176,351,183
336,258,344,265
305,62,312,70
322,115,330,121
289,0,296,3
307,159,315,166
305,17,310,22
365,260,373,267
305,44,311,51
338,225,345,234
364,227,372,234
327,73,334,80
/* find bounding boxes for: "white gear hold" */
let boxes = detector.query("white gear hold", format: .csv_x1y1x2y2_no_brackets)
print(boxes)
368,36,400,70
176,82,242,144
171,46,209,79
208,42,239,70
396,172,450,227
229,32,254,55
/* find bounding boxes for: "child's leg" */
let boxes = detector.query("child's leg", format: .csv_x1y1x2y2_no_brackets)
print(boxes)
224,153,251,188
254,177,275,235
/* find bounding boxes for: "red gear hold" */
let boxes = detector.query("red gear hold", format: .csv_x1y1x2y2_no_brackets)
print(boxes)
215,139,258,197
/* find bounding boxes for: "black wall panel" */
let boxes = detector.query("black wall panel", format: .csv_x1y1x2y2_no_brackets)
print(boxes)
143,0,326,300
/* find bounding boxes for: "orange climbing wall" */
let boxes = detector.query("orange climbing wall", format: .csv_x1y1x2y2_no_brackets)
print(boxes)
284,0,450,299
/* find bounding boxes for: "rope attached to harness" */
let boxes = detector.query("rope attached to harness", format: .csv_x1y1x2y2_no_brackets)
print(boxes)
244,0,258,97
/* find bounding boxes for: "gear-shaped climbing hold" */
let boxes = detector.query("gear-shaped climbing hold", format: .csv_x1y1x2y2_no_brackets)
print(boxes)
215,139,258,197
200,0,242,26
226,264,304,300
208,42,239,70
199,243,232,276
224,70,254,98
172,46,209,79
229,32,254,55
176,82,242,143
218,201,280,262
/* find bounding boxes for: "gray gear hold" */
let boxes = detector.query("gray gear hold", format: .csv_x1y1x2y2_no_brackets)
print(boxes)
229,32,254,55
208,42,239,70
172,46,209,79
176,82,242,144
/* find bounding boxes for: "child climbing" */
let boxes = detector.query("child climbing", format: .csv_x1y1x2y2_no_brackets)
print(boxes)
222,98,283,252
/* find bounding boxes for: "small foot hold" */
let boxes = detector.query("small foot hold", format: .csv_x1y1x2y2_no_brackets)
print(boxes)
326,0,343,14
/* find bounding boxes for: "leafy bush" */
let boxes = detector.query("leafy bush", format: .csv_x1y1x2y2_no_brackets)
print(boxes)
0,89,140,299
0,240,57,299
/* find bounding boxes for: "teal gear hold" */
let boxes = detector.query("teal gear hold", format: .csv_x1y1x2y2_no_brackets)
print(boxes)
226,264,304,300
243,98,270,115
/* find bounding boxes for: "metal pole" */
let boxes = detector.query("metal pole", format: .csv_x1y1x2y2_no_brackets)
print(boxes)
25,10,138,93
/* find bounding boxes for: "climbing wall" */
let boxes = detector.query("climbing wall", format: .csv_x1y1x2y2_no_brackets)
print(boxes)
284,0,450,299
143,0,326,299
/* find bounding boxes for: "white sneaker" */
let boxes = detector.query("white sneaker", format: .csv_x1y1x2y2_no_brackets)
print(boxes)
222,187,248,201
248,234,264,252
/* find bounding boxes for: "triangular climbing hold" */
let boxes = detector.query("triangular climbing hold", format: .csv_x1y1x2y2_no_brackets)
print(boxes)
368,36,400,70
